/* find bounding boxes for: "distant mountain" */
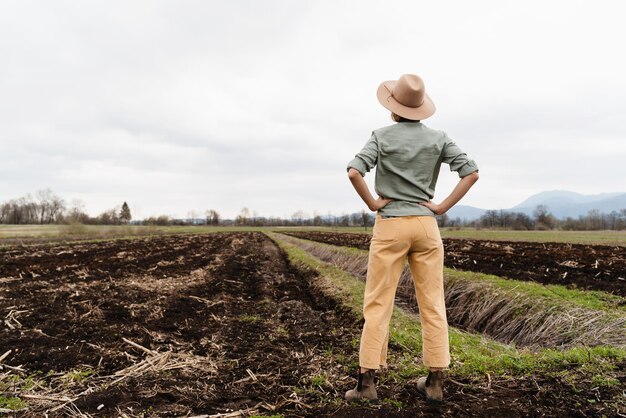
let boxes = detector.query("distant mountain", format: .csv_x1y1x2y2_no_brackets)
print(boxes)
446,205,488,220
512,191,626,219
447,190,626,221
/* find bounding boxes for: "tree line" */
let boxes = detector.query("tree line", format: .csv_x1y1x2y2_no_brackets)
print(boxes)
0,190,132,225
2,191,625,230
440,204,626,231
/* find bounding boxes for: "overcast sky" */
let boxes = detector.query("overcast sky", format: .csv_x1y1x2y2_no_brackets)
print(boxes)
1,1,625,219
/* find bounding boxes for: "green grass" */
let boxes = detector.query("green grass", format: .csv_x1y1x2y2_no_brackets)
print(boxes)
0,224,230,239
61,368,94,383
282,232,626,314
0,372,47,393
592,374,621,387
270,233,626,381
2,224,625,246
310,374,327,386
444,268,626,312
440,228,626,246
0,395,27,410
0,224,319,239
239,314,262,323
0,224,140,238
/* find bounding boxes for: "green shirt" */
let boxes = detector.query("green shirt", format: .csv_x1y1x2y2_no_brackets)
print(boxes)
347,121,479,217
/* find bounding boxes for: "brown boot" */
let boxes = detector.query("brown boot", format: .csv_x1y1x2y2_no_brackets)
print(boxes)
344,369,377,402
416,370,447,402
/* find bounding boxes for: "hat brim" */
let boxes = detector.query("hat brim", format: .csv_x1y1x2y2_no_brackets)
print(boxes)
376,80,436,120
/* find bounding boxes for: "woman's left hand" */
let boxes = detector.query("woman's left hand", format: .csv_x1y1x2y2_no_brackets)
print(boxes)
369,197,394,212
419,201,446,215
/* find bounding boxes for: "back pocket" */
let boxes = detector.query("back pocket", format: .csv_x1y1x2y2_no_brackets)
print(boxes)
372,217,401,242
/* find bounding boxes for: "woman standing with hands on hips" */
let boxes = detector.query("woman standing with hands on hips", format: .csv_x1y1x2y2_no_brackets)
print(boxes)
345,74,479,403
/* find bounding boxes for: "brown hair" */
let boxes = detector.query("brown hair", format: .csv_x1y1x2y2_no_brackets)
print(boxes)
391,112,418,123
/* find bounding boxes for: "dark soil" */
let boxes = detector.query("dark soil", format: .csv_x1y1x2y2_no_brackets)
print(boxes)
280,231,626,297
1,232,624,416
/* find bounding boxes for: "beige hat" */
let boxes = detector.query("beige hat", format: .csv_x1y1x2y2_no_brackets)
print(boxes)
377,74,436,120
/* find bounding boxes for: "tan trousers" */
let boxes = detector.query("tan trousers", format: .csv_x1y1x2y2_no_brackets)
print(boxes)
359,215,450,369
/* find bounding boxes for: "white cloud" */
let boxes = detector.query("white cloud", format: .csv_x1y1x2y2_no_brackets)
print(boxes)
1,0,625,218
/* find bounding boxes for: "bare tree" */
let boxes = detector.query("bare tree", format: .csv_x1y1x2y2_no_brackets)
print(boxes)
98,207,121,225
65,199,89,224
144,215,171,226
206,209,220,225
186,210,199,225
0,200,16,224
36,189,52,224
120,202,132,224
49,194,65,223
236,207,250,225
33,189,65,224
533,205,556,230
291,210,307,226
360,210,371,230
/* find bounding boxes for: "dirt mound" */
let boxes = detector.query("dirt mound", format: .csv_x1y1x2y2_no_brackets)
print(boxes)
1,232,624,416
281,231,626,297
0,232,358,415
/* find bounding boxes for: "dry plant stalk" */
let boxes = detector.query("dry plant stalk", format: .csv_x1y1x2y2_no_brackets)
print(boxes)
280,234,626,349
0,349,11,363
107,338,219,385
2,337,221,416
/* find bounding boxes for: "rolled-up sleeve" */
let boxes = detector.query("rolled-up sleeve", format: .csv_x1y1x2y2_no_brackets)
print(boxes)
441,133,479,178
347,133,378,175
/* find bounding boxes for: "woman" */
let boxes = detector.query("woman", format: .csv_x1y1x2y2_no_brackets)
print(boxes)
344,74,479,403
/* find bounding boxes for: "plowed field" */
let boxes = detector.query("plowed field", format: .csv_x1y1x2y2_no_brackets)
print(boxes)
0,232,624,416
281,231,626,297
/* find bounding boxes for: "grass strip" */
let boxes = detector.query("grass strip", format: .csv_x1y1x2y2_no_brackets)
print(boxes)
270,232,626,381
440,229,626,246
444,268,626,312
280,233,626,313
277,234,626,349
4,224,626,246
